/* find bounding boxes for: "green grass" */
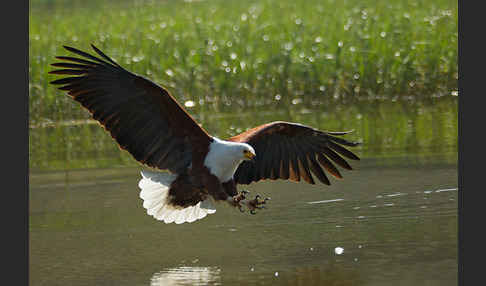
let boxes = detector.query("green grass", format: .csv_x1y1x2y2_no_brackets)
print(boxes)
29,0,457,125
29,0,458,171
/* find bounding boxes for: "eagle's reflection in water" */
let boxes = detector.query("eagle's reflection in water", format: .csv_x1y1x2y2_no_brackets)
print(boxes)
150,266,221,286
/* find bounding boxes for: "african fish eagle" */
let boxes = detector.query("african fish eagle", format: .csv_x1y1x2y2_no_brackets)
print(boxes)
49,44,360,224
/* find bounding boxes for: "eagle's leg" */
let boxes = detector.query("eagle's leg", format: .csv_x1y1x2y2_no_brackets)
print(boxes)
221,180,270,214
227,190,249,212
233,190,249,202
245,195,271,215
221,180,249,211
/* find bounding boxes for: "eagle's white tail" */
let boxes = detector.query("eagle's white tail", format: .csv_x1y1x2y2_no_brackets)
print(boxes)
138,170,216,224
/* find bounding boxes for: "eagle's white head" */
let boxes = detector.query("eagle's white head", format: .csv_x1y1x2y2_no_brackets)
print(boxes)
204,138,256,182
241,144,256,161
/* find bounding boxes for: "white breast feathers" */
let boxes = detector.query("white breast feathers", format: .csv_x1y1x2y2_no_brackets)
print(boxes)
203,137,252,182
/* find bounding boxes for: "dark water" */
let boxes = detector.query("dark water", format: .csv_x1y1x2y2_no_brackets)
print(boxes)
29,95,458,285
29,153,457,285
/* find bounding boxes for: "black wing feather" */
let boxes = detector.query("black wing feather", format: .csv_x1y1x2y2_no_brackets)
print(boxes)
308,154,331,185
229,121,360,185
50,44,211,173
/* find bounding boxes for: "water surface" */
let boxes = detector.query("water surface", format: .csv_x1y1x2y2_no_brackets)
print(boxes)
29,153,457,286
29,90,458,285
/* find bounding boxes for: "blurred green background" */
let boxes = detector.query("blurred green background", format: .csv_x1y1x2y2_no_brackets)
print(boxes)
29,0,458,171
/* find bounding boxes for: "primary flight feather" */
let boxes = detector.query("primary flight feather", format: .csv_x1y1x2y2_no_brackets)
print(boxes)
50,44,360,224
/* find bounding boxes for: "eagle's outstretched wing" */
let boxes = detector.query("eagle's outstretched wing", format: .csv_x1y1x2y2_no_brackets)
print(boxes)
50,45,211,173
228,121,360,185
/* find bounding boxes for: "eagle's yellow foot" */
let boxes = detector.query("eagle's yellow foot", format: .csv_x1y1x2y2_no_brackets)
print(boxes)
227,190,250,212
246,195,270,215
234,190,249,202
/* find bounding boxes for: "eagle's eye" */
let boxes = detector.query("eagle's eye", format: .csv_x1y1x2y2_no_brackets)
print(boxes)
243,149,255,160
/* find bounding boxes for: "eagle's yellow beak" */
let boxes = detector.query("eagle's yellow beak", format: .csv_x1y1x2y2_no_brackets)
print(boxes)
244,150,256,160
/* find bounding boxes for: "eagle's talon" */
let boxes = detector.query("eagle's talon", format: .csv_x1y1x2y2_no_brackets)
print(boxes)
233,190,249,203
242,194,269,215
238,205,245,213
230,192,269,214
